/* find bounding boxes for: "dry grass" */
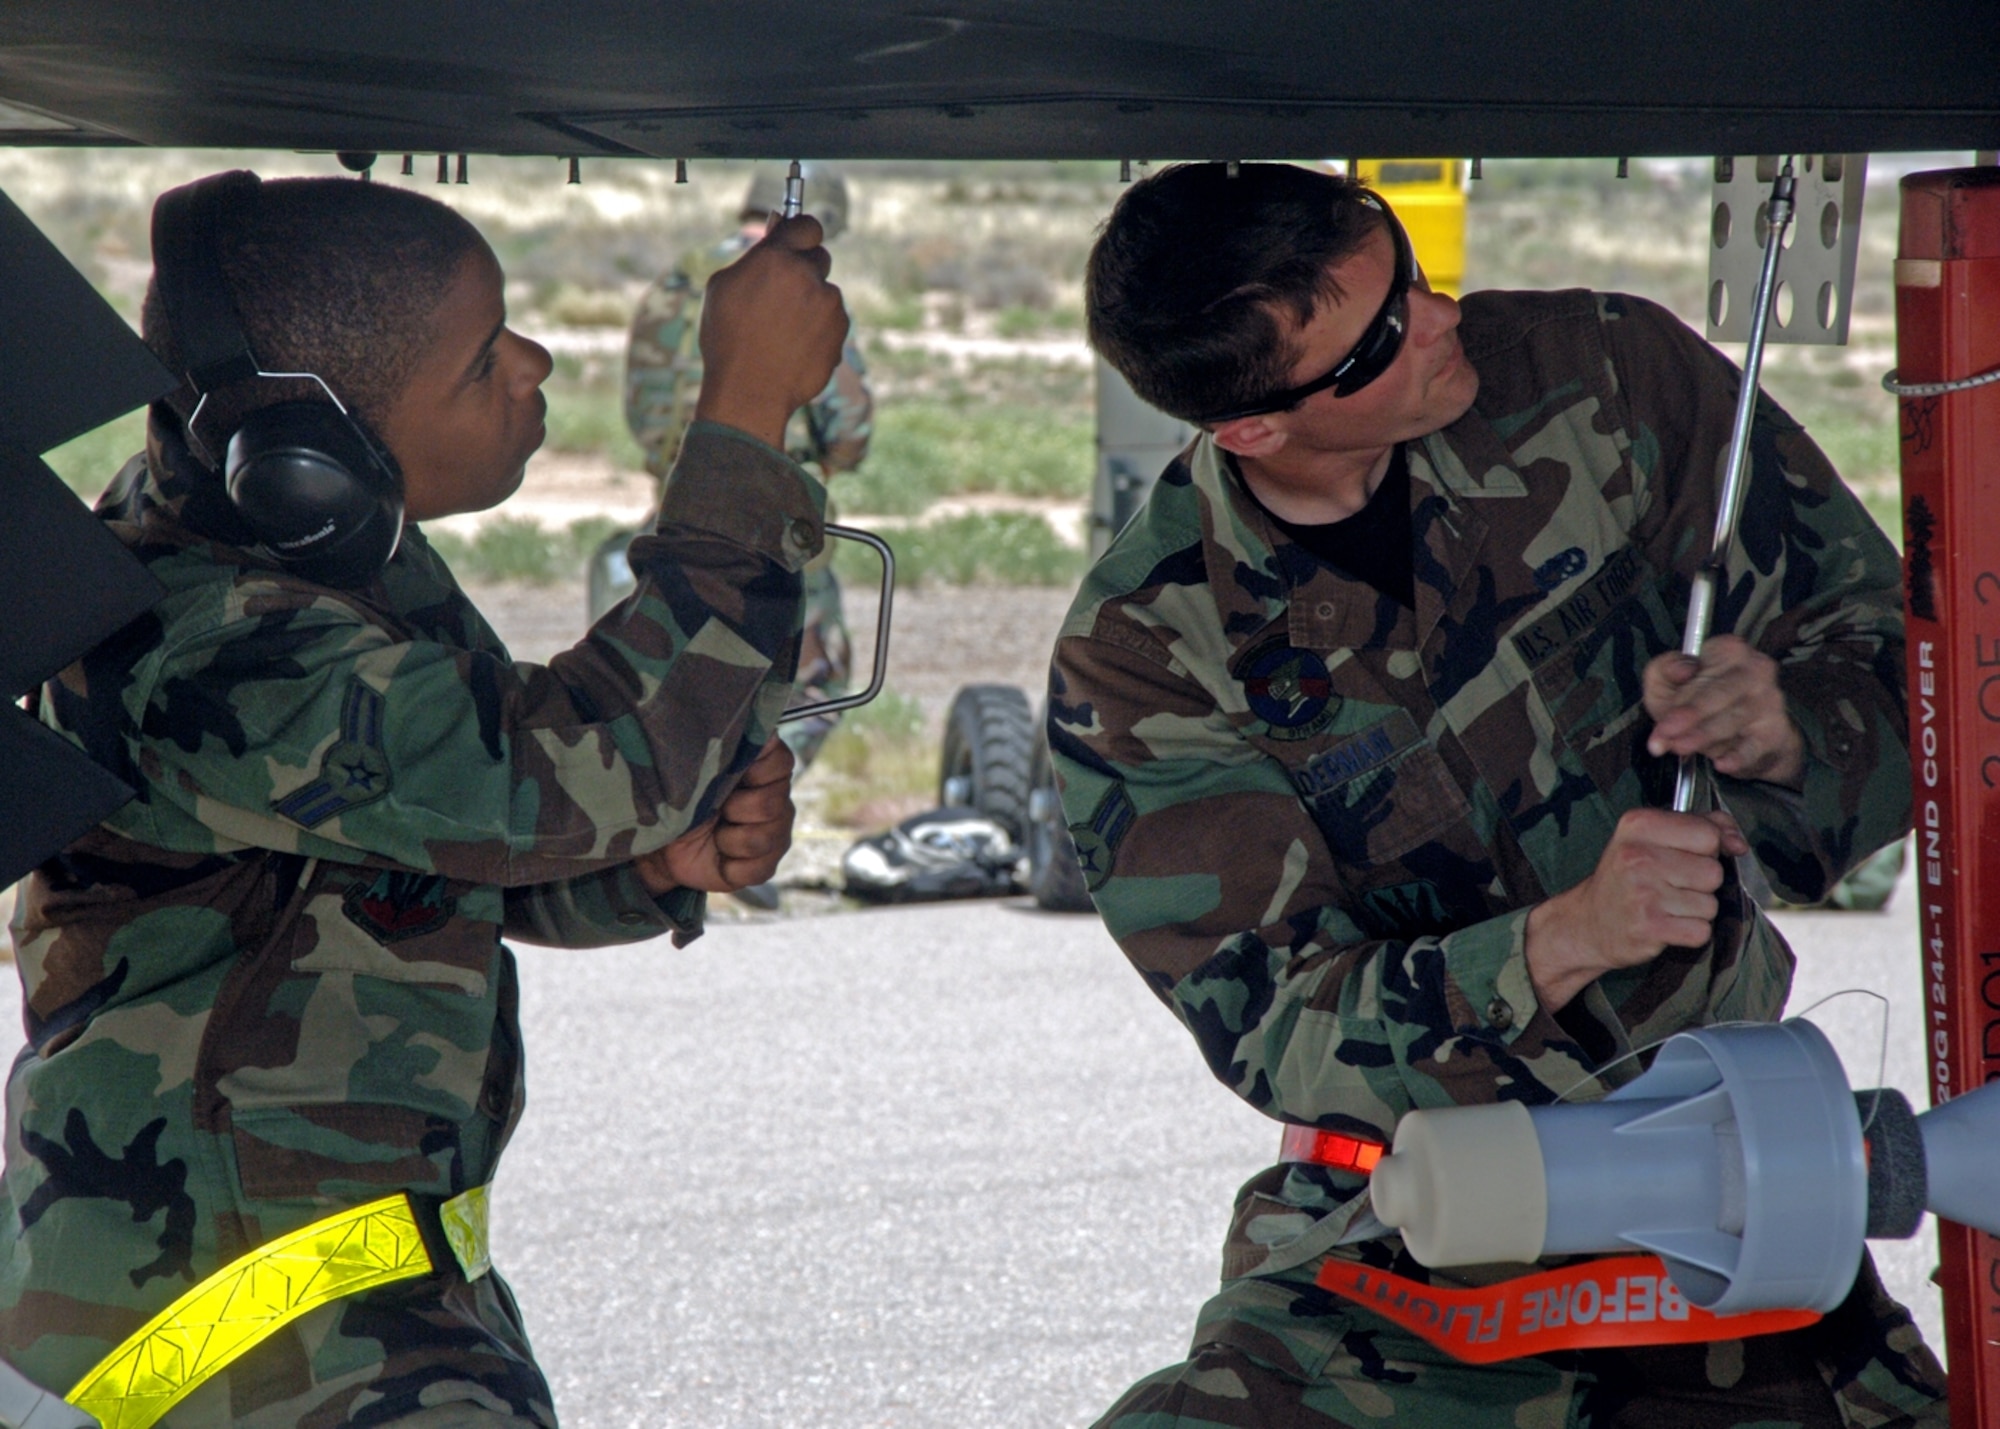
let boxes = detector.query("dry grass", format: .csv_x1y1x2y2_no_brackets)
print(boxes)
809,688,938,827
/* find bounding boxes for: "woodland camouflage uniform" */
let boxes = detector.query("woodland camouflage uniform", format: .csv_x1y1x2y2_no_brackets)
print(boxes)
1,415,823,1424
625,231,871,764
1049,290,1945,1427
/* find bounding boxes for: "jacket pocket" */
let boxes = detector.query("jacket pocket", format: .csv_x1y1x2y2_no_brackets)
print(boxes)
300,869,498,994
198,864,504,1179
1517,547,1679,765
1288,709,1468,867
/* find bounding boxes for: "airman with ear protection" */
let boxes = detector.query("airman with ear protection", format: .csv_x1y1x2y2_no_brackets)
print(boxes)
151,171,408,587
4,170,848,1427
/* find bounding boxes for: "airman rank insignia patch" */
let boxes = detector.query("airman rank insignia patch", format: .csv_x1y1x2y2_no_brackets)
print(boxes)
1069,782,1136,892
274,681,392,829
1241,641,1340,740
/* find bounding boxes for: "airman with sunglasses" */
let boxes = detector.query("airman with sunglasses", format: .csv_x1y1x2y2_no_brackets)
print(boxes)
1050,163,1936,1427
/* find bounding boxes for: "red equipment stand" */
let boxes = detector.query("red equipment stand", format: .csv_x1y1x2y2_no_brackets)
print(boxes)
1895,166,2000,1429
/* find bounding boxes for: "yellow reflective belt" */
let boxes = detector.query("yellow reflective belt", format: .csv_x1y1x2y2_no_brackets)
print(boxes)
65,1193,434,1429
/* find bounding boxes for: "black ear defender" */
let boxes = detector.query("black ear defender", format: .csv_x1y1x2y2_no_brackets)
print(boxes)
150,171,405,589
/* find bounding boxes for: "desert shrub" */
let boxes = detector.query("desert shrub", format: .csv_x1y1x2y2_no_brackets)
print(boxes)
542,378,647,468
813,687,938,826
539,284,633,328
838,401,1090,516
838,511,1086,589
427,514,631,585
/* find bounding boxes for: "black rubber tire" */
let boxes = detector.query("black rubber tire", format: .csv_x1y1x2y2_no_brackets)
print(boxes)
1027,714,1096,912
937,683,1036,842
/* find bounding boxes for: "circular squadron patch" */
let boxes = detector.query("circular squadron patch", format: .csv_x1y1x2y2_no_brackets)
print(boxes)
1241,641,1340,740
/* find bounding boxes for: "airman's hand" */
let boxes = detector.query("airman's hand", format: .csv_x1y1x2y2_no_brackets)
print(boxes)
1524,807,1749,1011
1643,636,1804,787
635,739,796,895
694,215,849,449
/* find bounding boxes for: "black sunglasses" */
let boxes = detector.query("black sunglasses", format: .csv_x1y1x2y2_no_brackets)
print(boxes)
1201,193,1417,425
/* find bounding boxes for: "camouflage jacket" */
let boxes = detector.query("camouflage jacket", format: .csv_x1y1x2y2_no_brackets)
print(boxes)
1,416,822,1406
625,233,873,482
1049,290,1909,1282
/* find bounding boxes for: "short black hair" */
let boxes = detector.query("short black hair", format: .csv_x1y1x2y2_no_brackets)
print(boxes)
141,175,485,441
1085,162,1383,424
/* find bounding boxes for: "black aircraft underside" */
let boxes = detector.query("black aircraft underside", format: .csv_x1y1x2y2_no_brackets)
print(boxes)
0,0,1997,160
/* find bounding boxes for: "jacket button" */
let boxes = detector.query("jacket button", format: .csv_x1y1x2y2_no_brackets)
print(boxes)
1486,997,1515,1031
1315,601,1337,620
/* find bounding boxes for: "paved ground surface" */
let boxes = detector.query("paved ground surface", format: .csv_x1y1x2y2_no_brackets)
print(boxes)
502,862,1948,1428
492,902,1274,1428
0,858,1947,1426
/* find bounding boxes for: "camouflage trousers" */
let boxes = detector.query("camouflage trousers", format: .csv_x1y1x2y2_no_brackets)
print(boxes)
1095,1254,1946,1429
144,1270,553,1428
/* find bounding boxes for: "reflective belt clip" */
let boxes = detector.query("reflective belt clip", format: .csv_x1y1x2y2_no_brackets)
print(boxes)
439,1184,492,1282
1280,1124,1386,1175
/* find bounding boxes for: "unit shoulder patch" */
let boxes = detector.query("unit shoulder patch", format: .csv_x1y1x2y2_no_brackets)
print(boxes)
342,869,456,944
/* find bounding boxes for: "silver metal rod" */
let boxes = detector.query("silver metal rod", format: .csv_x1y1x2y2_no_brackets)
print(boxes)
781,160,803,219
1672,162,1795,813
779,523,894,724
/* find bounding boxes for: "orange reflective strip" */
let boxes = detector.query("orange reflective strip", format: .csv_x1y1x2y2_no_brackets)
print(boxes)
1279,1125,1385,1174
1316,1255,1820,1363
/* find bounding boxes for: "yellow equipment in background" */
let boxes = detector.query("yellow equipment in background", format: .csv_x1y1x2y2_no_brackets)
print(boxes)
1354,159,1469,298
